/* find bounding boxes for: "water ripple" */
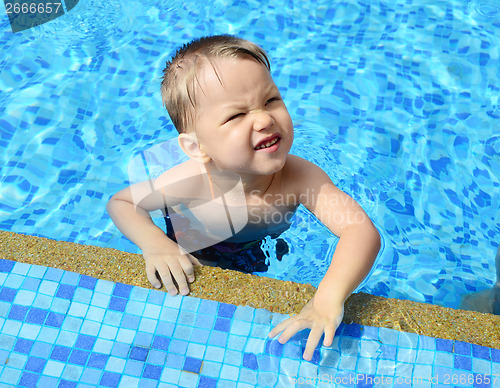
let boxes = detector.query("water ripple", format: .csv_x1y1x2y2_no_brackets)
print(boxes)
468,0,500,19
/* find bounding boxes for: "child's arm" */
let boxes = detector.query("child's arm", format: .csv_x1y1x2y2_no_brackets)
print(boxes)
106,180,201,296
269,156,381,361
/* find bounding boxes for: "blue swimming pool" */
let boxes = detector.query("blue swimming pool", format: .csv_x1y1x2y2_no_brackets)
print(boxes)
1,0,499,386
1,0,499,309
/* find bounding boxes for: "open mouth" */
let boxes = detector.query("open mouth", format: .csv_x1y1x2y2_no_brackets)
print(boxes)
254,136,280,150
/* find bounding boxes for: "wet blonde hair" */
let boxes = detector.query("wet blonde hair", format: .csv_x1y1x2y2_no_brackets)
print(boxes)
161,35,271,133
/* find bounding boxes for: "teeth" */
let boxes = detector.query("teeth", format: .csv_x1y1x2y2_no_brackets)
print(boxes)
256,137,278,150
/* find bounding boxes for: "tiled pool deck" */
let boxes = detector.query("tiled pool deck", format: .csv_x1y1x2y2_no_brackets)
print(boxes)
0,258,498,387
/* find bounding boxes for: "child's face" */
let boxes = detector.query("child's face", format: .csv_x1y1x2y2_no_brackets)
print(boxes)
192,56,294,177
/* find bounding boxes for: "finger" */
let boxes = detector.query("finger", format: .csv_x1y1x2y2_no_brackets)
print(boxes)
186,253,202,267
322,325,336,347
303,325,324,361
167,263,190,296
278,319,311,344
145,263,162,289
155,264,178,296
268,315,297,338
178,255,197,283
324,310,343,347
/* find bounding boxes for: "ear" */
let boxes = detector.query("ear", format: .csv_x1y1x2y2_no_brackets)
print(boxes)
178,133,211,163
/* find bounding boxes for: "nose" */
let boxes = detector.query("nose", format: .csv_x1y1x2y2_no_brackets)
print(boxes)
252,110,274,131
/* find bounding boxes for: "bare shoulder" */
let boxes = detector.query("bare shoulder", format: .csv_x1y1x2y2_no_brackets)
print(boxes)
154,159,203,188
154,159,210,204
108,160,207,212
281,154,334,190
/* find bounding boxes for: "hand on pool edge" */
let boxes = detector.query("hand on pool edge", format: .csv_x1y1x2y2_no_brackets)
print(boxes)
268,295,344,361
144,250,202,296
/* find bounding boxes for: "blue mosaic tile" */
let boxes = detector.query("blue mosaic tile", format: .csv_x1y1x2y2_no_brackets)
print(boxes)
190,327,210,344
45,312,65,328
218,303,237,319
147,349,166,365
491,348,500,363
146,290,165,305
25,307,48,324
208,332,228,351
129,346,149,361
381,344,397,360
183,356,202,373
187,343,205,358
8,304,29,321
418,335,436,350
0,287,17,302
165,353,184,369
111,342,129,358
243,352,258,370
455,340,472,356
178,310,196,326
151,335,171,351
31,342,51,359
50,346,71,362
142,364,162,380
194,313,215,330
21,277,40,292
24,356,46,373
112,283,133,298
14,338,34,354
61,272,80,287
18,372,39,388
343,323,363,338
198,376,218,388
214,317,231,332
108,296,127,312
181,297,200,312
55,285,76,300
99,371,121,387
123,359,143,376
43,267,64,283
68,349,90,366
436,338,454,353
205,346,224,363
74,334,96,350
454,354,473,371
78,275,98,290
0,260,15,273
87,353,108,369
265,339,285,357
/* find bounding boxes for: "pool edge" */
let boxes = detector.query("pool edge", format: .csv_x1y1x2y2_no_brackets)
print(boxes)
1,229,499,350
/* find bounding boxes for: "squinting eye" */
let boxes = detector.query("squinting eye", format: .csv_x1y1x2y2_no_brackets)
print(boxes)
266,97,280,105
226,113,244,123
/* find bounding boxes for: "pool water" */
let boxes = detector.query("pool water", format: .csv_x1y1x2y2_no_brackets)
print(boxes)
0,0,499,386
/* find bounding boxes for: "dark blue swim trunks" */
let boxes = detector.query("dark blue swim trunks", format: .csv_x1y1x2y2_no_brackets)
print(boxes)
164,213,288,273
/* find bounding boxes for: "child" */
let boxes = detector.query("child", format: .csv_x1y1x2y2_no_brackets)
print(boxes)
106,35,381,360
